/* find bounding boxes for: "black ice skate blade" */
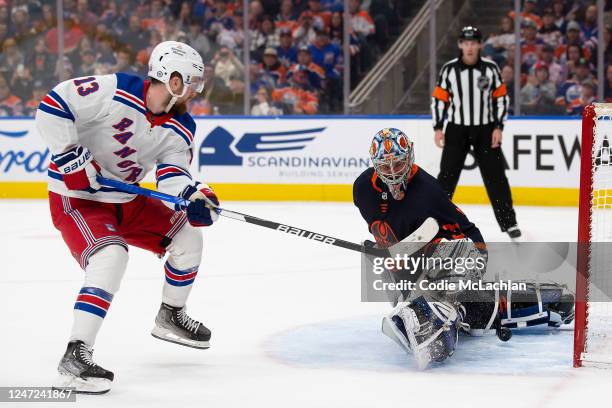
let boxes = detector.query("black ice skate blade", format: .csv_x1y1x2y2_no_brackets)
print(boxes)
52,386,110,395
151,333,211,350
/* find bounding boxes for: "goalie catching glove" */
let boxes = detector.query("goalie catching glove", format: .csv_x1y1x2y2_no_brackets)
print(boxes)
179,183,219,227
52,145,101,192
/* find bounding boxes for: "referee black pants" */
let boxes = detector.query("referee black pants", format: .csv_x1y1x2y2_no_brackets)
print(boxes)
437,122,517,231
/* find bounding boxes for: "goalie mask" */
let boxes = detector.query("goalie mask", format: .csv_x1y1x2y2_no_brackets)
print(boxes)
370,128,415,194
148,41,206,112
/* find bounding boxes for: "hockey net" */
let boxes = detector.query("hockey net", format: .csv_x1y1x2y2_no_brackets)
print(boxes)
574,103,612,367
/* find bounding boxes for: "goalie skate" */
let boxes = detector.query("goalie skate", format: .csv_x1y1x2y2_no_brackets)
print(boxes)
151,303,211,349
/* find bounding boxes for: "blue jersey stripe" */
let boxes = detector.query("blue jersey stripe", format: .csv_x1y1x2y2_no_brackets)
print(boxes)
48,90,75,121
113,95,146,115
161,123,191,147
38,104,75,121
156,172,191,183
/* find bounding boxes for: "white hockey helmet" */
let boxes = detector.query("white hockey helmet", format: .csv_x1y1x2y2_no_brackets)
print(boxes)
148,41,205,111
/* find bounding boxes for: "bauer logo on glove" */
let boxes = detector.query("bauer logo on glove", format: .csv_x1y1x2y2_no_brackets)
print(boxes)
179,182,220,227
52,145,101,192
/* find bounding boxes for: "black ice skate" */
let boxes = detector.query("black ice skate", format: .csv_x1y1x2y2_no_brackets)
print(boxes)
151,303,211,349
53,340,114,394
506,225,522,240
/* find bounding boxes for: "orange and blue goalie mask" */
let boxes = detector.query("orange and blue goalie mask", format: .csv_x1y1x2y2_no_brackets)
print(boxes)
370,128,415,187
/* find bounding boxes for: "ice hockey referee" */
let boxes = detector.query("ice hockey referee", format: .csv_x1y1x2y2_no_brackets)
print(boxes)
431,25,521,239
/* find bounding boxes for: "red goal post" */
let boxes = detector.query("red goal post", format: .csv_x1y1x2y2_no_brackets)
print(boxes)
574,103,612,368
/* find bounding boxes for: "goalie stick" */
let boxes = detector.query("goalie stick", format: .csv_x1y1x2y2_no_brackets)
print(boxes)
97,176,439,258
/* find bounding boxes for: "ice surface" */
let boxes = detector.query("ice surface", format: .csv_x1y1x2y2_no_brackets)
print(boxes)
1,201,610,407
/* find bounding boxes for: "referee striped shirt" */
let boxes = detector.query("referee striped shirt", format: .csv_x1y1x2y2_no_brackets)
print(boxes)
431,57,509,130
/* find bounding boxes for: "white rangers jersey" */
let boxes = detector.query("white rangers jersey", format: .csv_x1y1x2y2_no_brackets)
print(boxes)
36,73,197,205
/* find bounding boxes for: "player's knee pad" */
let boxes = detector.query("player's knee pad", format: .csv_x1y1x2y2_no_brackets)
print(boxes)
384,296,465,369
85,244,129,294
166,223,203,269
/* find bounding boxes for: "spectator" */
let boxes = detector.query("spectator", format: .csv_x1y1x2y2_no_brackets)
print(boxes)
120,15,150,54
556,21,591,63
303,0,331,31
136,29,162,71
10,63,32,102
349,0,375,38
0,38,24,76
292,0,310,17
294,45,325,90
0,75,23,116
176,1,193,33
186,18,212,60
0,22,7,48
163,18,186,42
309,28,342,111
188,96,213,115
567,80,596,115
538,44,563,86
24,79,46,116
76,49,97,76
252,86,283,115
213,46,245,87
272,67,319,114
251,15,280,60
581,4,598,43
509,0,542,29
552,0,567,30
562,44,588,83
520,62,557,114
45,14,84,54
205,0,235,32
556,57,593,108
96,34,116,66
113,47,138,74
309,28,342,79
293,11,317,47
249,1,264,29
248,64,269,94
260,47,287,88
484,16,515,66
539,8,562,49
40,3,56,33
141,0,169,32
276,0,298,32
75,0,98,32
520,18,544,71
10,8,34,45
501,64,515,115
277,27,298,68
217,10,244,51
26,36,56,87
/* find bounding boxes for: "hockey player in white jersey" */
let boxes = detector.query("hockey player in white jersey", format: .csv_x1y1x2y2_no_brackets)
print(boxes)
36,41,216,394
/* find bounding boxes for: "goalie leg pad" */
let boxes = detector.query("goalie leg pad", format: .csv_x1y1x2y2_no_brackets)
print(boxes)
382,296,465,369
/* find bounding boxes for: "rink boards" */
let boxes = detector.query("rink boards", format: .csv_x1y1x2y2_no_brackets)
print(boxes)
0,115,582,205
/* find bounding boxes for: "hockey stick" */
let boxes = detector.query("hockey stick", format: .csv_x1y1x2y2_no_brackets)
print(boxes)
96,176,438,258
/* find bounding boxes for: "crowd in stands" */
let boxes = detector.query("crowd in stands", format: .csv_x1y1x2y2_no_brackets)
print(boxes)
0,0,411,117
483,0,612,115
